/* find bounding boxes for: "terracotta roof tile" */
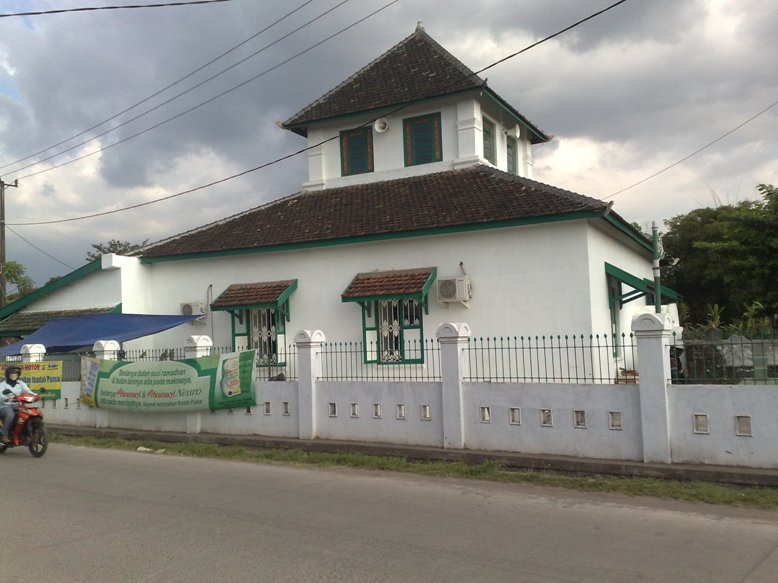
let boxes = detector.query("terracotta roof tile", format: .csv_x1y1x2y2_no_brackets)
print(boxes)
142,166,611,260
282,28,484,133
342,268,436,299
0,307,116,336
211,280,296,309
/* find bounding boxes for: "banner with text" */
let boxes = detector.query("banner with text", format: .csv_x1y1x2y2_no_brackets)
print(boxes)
1,362,63,399
79,351,256,413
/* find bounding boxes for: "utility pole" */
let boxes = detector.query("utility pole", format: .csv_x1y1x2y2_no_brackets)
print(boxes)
652,221,662,314
0,177,19,308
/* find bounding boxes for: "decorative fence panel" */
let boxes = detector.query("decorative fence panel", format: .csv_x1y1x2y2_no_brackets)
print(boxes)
465,334,637,384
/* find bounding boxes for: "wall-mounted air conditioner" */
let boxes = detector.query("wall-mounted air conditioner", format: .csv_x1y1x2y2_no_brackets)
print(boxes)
181,301,206,323
437,277,471,305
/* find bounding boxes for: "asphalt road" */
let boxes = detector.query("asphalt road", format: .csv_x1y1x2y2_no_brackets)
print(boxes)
2,444,777,583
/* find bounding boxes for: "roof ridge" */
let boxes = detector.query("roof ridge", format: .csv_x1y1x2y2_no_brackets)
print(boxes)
282,27,485,131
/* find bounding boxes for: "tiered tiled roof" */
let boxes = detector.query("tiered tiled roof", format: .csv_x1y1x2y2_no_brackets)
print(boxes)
141,166,615,260
282,25,548,143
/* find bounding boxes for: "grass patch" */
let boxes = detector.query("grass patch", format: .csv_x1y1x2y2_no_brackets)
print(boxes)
50,433,778,509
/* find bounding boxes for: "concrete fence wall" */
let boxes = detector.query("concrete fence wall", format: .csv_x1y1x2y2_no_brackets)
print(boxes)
37,314,778,469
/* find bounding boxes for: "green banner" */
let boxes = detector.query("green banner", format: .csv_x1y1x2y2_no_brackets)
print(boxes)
80,351,256,413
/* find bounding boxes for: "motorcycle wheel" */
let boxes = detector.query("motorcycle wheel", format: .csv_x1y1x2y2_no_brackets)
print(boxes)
0,442,6,454
27,419,48,458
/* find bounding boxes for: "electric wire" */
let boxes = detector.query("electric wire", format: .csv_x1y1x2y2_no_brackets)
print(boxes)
603,97,778,199
8,0,629,226
0,0,316,173
0,0,233,18
8,0,373,181
7,226,76,270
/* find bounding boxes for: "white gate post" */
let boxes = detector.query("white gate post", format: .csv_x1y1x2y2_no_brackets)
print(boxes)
437,322,471,449
93,340,121,361
632,313,674,463
184,336,212,434
295,330,326,440
21,344,46,363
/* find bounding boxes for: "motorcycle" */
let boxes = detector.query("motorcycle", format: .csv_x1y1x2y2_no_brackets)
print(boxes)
0,390,48,457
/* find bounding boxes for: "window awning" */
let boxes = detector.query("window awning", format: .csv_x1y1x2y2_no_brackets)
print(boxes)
211,280,297,312
0,313,200,356
341,267,437,303
605,262,680,305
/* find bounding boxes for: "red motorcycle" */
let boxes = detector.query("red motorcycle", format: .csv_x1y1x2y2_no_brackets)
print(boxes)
0,391,48,457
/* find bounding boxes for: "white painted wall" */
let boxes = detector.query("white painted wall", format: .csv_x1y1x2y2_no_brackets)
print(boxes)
304,95,534,190
32,268,121,311
669,385,778,468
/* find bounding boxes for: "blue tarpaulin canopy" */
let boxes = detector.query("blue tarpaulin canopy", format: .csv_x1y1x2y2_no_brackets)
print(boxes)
0,313,198,356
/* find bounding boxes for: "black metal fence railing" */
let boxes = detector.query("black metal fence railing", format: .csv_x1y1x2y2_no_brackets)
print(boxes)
465,334,638,384
319,340,442,382
671,332,778,385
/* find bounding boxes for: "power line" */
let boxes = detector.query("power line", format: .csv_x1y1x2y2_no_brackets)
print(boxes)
9,0,390,181
0,0,233,18
9,0,629,226
0,0,316,173
603,97,778,199
7,226,76,270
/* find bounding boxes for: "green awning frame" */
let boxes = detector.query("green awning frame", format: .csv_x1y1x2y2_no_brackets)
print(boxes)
341,268,437,316
210,280,297,322
605,262,680,306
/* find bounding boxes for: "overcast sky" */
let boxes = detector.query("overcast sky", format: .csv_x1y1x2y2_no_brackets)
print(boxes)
1,0,776,288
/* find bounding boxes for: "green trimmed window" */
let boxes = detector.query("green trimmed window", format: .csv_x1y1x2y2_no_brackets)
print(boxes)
403,112,442,166
363,299,424,364
483,117,496,164
232,307,287,366
506,135,517,175
340,127,373,176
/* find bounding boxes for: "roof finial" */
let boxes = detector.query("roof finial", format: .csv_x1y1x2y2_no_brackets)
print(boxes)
416,21,424,33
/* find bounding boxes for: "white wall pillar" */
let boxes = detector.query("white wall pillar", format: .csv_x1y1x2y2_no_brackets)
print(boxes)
185,335,213,359
437,322,471,449
21,344,46,363
93,340,120,361
632,313,674,463
295,329,326,440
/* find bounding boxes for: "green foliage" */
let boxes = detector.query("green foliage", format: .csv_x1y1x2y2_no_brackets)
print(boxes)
85,239,147,262
662,184,778,326
4,260,36,302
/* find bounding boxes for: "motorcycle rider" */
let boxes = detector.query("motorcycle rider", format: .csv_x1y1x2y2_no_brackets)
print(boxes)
0,365,34,444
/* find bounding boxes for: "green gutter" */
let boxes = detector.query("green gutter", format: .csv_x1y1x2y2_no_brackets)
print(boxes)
0,259,102,320
141,210,604,264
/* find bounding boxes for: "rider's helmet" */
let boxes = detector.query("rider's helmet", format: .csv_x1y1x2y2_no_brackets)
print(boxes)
4,365,21,384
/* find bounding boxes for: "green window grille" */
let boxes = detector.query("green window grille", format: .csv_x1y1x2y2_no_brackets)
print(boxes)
340,126,374,176
363,299,424,364
506,136,517,175
403,112,442,166
483,117,496,164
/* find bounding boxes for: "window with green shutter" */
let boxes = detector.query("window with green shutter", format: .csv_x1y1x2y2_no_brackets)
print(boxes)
483,117,496,164
403,113,442,166
506,136,517,175
340,127,373,176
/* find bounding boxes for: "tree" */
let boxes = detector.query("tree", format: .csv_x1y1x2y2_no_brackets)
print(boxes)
85,239,147,262
662,184,778,326
3,260,36,304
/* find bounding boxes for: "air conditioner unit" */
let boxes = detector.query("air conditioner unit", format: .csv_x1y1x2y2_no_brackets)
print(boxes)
437,277,471,304
180,301,206,319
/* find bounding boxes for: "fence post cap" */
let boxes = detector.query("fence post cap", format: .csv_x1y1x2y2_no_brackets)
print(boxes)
294,329,326,344
20,344,46,355
185,335,213,348
631,312,672,332
436,322,471,339
92,340,121,351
